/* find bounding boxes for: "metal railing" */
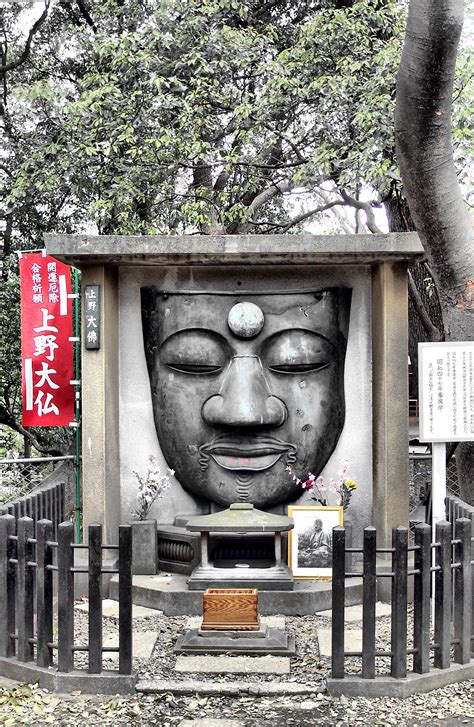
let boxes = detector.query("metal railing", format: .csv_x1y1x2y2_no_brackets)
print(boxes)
331,519,473,683
0,516,135,693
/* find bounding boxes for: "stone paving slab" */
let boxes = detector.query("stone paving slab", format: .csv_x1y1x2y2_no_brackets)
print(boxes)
102,631,159,660
317,602,391,621
175,655,290,674
317,628,362,657
185,616,285,630
75,599,160,619
137,679,322,695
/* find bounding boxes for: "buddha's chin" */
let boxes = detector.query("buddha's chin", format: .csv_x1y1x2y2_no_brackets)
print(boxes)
184,460,301,509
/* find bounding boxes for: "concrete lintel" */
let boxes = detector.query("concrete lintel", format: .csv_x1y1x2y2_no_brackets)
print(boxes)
327,660,474,698
0,657,137,694
44,232,424,267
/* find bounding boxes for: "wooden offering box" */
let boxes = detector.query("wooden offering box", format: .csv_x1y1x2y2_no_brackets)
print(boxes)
202,588,259,631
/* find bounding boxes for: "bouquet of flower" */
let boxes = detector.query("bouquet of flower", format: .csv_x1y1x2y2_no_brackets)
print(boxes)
287,459,357,511
132,455,174,520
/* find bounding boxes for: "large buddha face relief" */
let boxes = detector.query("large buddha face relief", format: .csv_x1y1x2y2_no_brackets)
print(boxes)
141,288,351,509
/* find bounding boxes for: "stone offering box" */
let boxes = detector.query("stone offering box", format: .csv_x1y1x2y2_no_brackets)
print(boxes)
45,233,424,554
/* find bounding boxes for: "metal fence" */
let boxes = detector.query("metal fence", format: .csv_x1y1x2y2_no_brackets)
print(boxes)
0,456,73,501
0,516,135,694
0,481,65,539
329,518,473,695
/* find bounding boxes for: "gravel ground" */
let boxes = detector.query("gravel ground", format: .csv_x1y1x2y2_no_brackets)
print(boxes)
0,678,473,725
1,605,473,726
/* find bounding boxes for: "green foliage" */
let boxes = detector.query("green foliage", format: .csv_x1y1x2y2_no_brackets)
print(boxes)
2,0,414,238
1,0,472,450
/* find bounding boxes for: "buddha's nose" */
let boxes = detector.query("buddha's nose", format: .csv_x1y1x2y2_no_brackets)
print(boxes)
201,356,287,428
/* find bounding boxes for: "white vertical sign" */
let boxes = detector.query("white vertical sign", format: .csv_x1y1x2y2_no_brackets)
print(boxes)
419,342,474,443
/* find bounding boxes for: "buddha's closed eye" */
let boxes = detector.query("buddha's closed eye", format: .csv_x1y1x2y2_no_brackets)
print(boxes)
160,327,333,376
160,329,229,374
262,329,334,374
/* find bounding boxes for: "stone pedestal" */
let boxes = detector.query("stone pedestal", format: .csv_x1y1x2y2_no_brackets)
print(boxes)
132,519,157,575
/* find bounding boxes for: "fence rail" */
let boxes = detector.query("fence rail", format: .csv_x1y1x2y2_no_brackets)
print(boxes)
329,518,474,696
0,516,135,694
0,481,65,538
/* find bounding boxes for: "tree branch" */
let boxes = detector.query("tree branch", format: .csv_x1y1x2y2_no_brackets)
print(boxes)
0,1,51,75
245,179,292,218
408,270,444,341
338,189,383,234
395,0,472,303
267,200,347,233
75,0,97,32
0,404,66,456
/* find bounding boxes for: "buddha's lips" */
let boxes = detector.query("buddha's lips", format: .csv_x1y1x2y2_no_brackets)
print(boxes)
202,439,291,472
211,452,284,471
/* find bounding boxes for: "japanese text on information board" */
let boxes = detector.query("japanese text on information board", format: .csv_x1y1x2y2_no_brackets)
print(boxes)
419,342,474,442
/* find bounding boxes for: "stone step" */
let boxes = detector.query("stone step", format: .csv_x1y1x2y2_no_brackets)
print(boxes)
136,679,324,696
175,655,290,674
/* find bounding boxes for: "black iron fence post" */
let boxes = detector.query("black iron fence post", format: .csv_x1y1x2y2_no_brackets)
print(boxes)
88,523,103,674
0,514,16,658
331,526,345,679
413,522,431,674
434,520,452,669
362,526,376,679
17,517,35,663
391,525,408,679
36,519,54,668
453,517,472,665
58,521,75,672
119,524,133,675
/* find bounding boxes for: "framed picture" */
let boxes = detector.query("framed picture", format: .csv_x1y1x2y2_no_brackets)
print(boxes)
287,506,343,580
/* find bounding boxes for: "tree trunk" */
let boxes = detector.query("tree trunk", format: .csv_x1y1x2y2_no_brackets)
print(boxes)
395,0,474,503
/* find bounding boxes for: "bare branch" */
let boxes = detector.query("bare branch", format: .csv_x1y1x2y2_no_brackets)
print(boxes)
339,189,383,234
0,1,51,75
268,200,347,233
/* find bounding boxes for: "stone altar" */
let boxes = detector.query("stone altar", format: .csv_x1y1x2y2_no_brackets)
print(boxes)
184,503,294,590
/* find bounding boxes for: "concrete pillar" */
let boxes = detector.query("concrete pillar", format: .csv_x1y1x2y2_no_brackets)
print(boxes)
372,261,410,547
80,265,120,543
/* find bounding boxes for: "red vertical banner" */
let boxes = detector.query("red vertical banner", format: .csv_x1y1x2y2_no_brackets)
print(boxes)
20,252,74,426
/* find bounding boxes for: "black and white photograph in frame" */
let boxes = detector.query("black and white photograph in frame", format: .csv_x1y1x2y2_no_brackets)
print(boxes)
287,506,343,579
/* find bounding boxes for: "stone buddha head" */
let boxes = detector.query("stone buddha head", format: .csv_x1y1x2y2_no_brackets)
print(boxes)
142,288,351,509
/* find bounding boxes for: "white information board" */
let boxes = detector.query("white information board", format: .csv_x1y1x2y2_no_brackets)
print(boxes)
418,342,474,443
